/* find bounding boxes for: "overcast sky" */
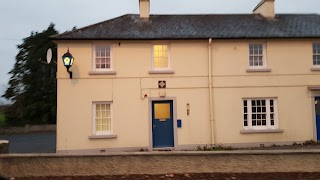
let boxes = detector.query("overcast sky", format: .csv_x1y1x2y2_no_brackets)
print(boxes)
0,0,320,103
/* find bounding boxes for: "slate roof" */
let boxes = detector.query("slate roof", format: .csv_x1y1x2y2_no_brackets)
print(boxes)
52,14,320,40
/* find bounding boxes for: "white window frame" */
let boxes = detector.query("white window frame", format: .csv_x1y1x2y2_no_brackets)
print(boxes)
313,42,320,67
248,43,267,69
151,44,171,71
243,98,278,130
92,102,113,135
92,44,113,71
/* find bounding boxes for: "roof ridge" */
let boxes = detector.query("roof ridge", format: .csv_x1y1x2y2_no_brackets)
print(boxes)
51,14,130,39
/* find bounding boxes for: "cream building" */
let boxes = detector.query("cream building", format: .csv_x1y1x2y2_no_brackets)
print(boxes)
52,0,320,153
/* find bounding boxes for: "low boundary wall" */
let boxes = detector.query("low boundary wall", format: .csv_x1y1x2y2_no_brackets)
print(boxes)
1,150,320,178
0,124,56,134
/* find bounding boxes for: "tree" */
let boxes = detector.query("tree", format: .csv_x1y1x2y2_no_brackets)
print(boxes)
2,24,58,126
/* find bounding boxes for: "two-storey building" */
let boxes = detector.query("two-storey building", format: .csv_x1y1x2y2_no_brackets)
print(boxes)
52,0,320,153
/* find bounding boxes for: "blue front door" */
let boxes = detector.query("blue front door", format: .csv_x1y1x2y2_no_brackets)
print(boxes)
315,97,320,141
152,100,174,148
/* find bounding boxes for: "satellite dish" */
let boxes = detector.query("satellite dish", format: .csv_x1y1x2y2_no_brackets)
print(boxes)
46,48,52,64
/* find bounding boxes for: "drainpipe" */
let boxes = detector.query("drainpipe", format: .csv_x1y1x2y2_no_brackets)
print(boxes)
208,38,215,147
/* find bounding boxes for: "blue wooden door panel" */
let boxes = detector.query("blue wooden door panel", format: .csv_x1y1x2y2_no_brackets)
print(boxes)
316,115,320,141
316,97,320,141
152,100,174,148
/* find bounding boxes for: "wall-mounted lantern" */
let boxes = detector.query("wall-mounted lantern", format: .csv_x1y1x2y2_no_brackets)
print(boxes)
62,49,74,79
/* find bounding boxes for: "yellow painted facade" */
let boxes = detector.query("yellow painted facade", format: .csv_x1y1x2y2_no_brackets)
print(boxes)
56,39,320,153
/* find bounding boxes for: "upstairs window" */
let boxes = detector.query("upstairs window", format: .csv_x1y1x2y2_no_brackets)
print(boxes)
153,45,169,70
243,98,278,130
94,45,111,71
249,44,265,68
313,43,320,66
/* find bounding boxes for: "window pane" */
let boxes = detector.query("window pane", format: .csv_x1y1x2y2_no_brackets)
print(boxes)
244,107,247,113
257,114,261,119
245,98,276,129
249,44,263,67
244,100,247,106
257,107,261,112
95,103,111,133
252,120,257,126
262,120,266,125
154,103,170,119
244,121,248,126
262,107,266,112
95,46,111,69
257,120,261,126
270,114,274,119
153,45,169,69
252,107,256,113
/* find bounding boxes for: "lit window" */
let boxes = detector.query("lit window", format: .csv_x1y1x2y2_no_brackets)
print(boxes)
93,102,112,135
94,45,111,70
243,98,277,130
249,44,265,68
313,43,320,66
153,45,169,69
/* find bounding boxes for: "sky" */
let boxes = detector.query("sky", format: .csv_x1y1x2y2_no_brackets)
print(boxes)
0,0,320,104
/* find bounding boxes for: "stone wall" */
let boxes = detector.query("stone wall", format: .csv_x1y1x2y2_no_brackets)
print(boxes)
0,140,9,154
0,150,320,178
0,124,56,134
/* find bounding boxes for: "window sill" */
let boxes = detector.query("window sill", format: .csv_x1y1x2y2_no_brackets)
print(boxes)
311,67,320,71
88,134,117,139
148,70,175,74
246,68,272,72
240,129,284,134
88,71,116,75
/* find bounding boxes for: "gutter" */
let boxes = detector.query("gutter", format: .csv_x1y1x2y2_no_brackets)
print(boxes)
208,38,215,147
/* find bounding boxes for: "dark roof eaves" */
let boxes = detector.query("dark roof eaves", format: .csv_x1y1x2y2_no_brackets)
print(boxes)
51,36,320,41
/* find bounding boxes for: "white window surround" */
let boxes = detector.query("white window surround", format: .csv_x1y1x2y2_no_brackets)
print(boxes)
149,44,174,74
90,102,116,139
241,98,282,133
247,43,271,72
89,44,116,75
311,42,320,71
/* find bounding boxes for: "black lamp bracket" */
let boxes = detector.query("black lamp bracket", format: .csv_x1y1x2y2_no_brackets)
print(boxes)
66,67,73,79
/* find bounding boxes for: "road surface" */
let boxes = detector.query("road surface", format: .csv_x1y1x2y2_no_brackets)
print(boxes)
0,132,56,153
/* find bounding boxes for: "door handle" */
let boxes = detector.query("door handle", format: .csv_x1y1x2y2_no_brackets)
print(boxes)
153,124,156,129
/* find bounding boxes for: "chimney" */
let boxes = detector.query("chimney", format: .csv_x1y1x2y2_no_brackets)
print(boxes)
139,0,150,19
253,0,275,18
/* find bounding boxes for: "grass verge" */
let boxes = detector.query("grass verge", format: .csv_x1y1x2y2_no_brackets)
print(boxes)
0,112,5,126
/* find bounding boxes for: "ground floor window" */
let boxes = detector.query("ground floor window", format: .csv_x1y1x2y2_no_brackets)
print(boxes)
243,98,277,130
93,102,112,135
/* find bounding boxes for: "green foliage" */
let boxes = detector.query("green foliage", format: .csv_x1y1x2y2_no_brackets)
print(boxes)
139,148,149,152
0,112,5,126
2,24,58,126
303,139,319,145
197,145,236,151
